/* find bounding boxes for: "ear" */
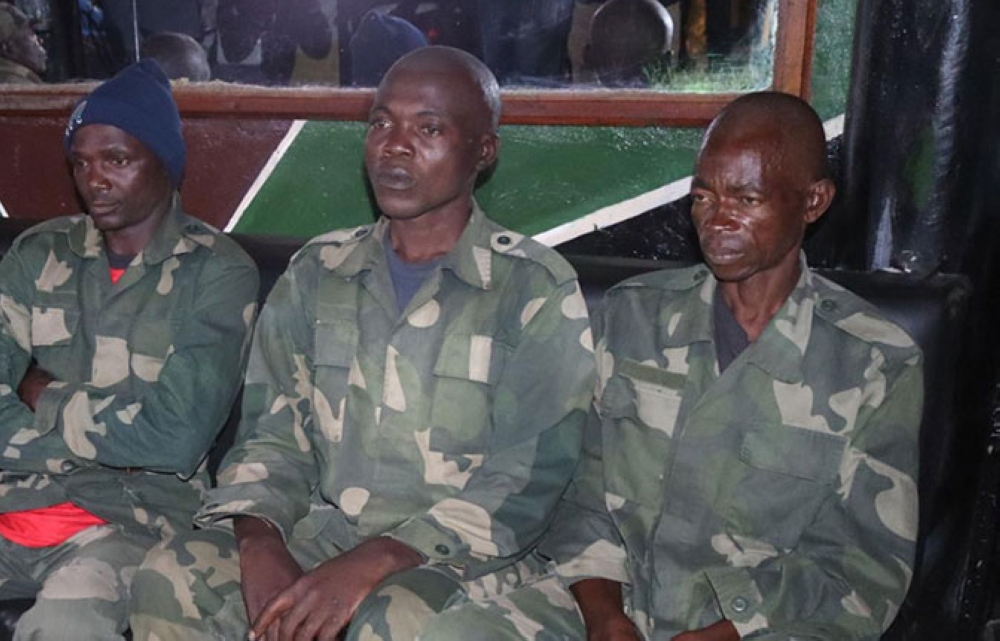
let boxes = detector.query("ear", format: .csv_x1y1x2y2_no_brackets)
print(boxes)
803,178,835,224
475,133,500,173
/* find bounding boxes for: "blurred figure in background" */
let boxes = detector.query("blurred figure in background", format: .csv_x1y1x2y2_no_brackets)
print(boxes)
0,2,45,83
584,0,673,87
348,10,426,87
141,31,210,81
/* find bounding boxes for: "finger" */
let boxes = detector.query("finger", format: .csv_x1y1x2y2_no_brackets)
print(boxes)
251,593,296,639
316,615,348,641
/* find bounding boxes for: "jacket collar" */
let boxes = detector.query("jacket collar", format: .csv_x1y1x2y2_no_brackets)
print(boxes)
662,254,817,383
68,194,199,264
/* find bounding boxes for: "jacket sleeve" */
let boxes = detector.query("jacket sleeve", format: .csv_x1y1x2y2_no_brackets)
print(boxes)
387,279,596,578
0,246,44,453
539,326,631,585
709,356,923,641
1,251,259,478
196,257,321,539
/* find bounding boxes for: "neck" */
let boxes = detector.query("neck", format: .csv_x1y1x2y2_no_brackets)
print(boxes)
717,256,802,342
102,193,173,256
388,202,472,263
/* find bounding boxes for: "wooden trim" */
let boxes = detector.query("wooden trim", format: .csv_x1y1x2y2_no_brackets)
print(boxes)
0,0,817,127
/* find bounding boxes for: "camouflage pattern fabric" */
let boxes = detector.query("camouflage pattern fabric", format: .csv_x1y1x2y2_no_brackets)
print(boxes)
130,205,595,639
0,202,258,636
0,523,157,639
539,258,924,640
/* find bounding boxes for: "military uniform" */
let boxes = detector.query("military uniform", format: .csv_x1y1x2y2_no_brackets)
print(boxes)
0,203,259,638
130,206,595,640
0,57,41,83
423,259,923,641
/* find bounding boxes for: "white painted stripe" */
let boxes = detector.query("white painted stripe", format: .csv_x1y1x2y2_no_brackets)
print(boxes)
0,198,8,218
224,119,306,232
534,114,846,246
535,176,692,247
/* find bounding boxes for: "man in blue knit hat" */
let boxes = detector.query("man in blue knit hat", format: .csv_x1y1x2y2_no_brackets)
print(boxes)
0,59,259,639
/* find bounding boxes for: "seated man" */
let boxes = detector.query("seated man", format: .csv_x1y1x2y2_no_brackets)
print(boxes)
130,46,595,641
0,2,46,84
419,92,923,640
0,59,258,639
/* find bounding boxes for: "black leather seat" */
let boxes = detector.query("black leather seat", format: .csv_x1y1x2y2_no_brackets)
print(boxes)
0,220,972,640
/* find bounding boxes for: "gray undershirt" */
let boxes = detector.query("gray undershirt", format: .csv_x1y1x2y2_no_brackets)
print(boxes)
385,238,442,314
713,286,751,372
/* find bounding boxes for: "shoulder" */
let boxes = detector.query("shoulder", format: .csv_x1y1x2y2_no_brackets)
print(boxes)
605,263,709,304
9,215,86,254
293,224,374,270
808,270,920,354
178,215,258,272
483,223,578,288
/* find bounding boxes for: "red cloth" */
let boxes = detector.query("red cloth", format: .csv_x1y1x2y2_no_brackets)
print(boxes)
109,267,126,283
0,502,107,547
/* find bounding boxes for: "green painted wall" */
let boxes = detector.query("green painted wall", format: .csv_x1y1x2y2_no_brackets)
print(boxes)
235,0,855,239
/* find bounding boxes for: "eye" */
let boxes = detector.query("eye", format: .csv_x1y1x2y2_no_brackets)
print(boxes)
420,123,443,136
741,196,761,206
70,157,87,171
109,156,130,167
690,192,710,204
368,117,389,130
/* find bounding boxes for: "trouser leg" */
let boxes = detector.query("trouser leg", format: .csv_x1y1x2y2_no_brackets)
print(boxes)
346,566,465,641
6,524,154,641
129,527,244,641
417,575,586,641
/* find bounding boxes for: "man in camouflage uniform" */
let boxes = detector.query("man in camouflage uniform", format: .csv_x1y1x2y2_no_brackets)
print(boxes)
0,59,258,639
414,93,923,641
130,46,595,641
0,2,46,84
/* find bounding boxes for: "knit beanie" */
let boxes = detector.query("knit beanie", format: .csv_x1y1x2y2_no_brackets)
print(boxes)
65,59,185,186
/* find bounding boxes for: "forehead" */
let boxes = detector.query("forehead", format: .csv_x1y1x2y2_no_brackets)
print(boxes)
70,124,148,153
374,65,481,122
695,129,794,186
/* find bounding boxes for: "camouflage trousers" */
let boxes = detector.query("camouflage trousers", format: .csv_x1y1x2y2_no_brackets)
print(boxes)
0,523,157,640
130,526,585,641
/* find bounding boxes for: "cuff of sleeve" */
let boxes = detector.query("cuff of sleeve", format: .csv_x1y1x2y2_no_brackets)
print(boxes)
704,566,767,638
388,515,467,566
196,490,294,543
32,382,75,434
555,547,630,585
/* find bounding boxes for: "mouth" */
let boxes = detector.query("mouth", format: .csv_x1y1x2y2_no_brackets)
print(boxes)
373,166,415,191
700,237,744,265
87,202,119,217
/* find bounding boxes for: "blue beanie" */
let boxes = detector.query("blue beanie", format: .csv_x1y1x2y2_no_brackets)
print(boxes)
65,59,185,186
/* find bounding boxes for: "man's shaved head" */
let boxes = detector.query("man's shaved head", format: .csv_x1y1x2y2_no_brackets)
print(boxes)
382,45,502,133
703,91,830,182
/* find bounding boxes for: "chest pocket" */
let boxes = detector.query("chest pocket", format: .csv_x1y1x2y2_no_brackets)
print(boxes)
31,289,80,348
311,320,358,444
601,360,682,511
723,423,847,547
429,333,506,454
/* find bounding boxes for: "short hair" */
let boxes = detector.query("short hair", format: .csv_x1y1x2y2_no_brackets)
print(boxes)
386,46,502,133
140,32,210,82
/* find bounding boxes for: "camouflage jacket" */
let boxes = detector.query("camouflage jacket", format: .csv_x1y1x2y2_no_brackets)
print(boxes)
0,58,42,84
198,206,594,579
0,202,259,537
544,259,923,640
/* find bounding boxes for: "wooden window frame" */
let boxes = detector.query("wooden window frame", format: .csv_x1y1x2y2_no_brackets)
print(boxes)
0,0,816,127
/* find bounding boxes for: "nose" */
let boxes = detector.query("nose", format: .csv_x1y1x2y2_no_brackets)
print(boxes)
81,163,110,193
381,125,413,158
702,200,740,232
